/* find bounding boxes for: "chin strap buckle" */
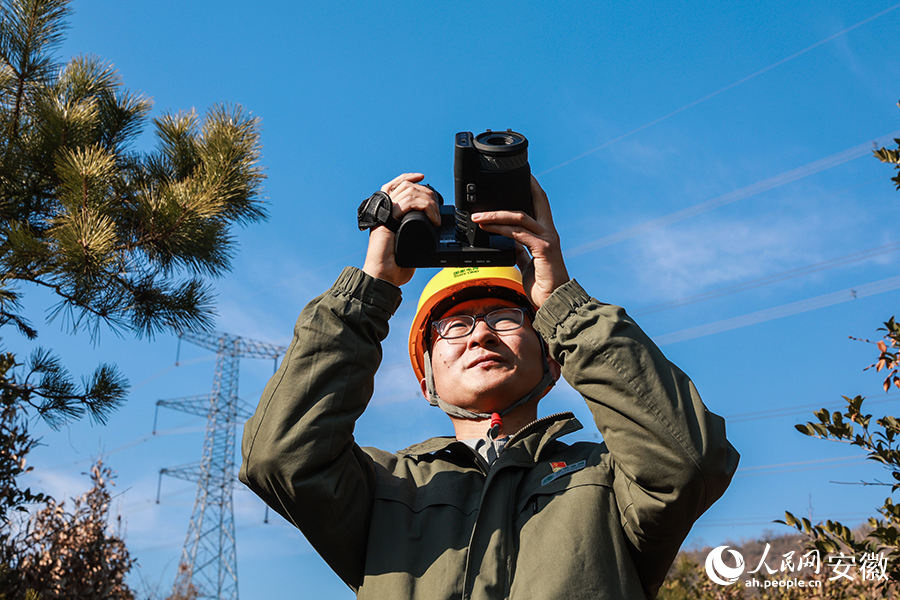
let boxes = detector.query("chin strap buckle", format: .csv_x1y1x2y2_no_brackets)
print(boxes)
488,413,502,440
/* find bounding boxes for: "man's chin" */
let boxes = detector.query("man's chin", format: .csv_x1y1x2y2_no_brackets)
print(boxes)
446,389,523,416
438,371,540,413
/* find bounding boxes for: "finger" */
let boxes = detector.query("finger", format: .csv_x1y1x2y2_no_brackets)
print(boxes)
381,173,425,194
472,210,544,238
392,184,442,226
515,242,532,271
394,194,442,225
476,213,561,272
530,175,554,226
476,222,543,254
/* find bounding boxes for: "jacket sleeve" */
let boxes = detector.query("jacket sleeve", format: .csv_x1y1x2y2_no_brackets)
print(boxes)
533,279,740,594
238,266,402,590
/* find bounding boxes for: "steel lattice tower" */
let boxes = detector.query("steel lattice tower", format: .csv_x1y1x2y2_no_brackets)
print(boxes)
156,331,286,600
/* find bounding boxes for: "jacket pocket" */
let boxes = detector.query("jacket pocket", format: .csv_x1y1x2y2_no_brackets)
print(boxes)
515,459,613,517
364,478,480,586
374,478,481,515
510,461,632,597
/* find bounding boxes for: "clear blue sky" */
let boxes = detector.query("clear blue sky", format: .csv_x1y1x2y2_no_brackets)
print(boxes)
11,1,900,598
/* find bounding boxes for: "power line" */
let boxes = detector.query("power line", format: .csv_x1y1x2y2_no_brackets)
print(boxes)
565,131,900,258
654,274,900,346
734,455,871,478
633,241,900,317
693,511,875,529
537,2,900,177
724,395,900,424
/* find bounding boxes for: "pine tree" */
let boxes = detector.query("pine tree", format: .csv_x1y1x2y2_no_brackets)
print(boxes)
0,0,268,594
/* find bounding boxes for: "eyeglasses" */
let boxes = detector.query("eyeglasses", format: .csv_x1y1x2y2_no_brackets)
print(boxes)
432,307,527,340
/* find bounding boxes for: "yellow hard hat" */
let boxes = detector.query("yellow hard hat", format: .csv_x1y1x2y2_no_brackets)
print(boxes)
408,266,532,383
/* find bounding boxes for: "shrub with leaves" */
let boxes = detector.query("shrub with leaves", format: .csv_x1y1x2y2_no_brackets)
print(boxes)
769,103,900,593
780,319,900,591
874,102,900,190
0,353,46,523
164,563,200,600
5,461,134,600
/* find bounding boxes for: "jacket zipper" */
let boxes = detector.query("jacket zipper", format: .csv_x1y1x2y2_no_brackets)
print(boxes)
507,411,575,445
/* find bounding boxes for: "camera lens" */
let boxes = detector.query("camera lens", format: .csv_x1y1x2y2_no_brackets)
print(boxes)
482,134,517,146
473,130,527,156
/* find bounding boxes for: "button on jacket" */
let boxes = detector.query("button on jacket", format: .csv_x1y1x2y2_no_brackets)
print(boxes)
239,267,740,599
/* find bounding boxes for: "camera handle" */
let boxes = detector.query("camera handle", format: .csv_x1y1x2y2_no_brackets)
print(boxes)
394,211,438,267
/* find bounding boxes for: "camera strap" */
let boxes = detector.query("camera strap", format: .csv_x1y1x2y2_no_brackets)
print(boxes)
357,191,401,233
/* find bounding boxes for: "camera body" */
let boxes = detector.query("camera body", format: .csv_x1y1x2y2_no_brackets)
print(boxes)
394,130,533,268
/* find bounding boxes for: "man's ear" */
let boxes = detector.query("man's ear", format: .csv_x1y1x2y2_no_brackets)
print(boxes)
549,358,561,382
419,377,429,400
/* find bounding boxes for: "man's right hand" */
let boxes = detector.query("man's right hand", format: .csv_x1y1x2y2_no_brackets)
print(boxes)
362,173,442,287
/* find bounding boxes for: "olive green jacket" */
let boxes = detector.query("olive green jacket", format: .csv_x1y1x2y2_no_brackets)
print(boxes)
239,267,739,599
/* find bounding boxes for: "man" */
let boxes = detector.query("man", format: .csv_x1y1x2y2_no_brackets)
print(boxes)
239,173,739,599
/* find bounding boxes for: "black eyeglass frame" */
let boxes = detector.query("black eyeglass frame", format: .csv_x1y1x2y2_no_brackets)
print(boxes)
431,307,528,340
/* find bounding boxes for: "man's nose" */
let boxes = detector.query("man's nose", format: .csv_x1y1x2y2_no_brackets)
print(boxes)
467,319,499,347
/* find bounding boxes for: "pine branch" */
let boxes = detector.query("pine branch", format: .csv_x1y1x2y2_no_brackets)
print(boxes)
0,347,129,428
3,0,71,137
0,308,35,338
0,283,35,338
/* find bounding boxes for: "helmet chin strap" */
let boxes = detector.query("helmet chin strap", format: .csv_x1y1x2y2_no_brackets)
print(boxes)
422,347,555,438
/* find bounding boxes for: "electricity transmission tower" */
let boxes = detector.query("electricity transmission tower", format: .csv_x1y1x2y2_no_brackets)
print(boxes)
156,331,286,600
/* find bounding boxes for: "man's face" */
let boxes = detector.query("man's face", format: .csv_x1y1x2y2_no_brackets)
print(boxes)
425,297,545,415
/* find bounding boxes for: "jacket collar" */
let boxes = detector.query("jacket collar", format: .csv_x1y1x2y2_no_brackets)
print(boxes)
505,412,583,463
398,412,582,463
